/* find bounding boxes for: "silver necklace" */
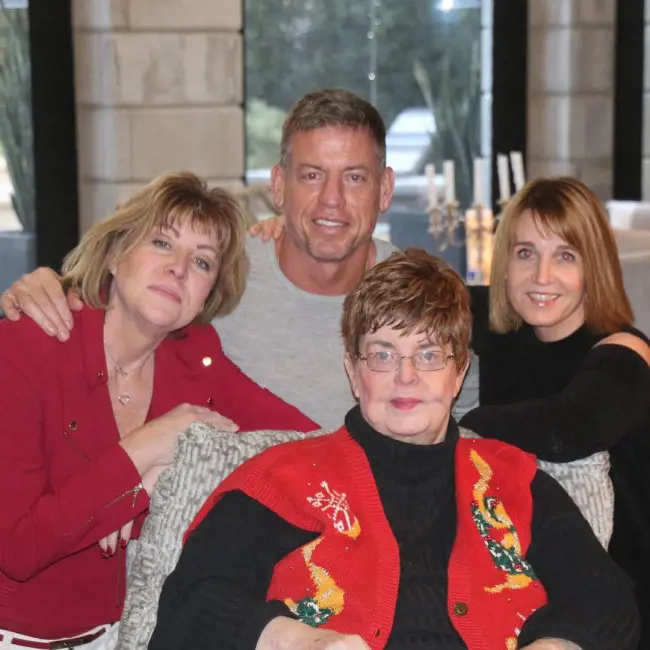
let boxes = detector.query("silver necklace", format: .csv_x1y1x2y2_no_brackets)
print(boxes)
105,344,149,407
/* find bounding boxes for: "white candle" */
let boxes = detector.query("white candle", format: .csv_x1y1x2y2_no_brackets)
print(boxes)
510,151,526,192
443,160,455,204
425,163,437,209
465,207,495,286
473,158,484,207
497,153,511,202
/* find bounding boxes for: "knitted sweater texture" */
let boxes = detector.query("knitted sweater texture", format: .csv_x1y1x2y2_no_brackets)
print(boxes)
151,408,640,650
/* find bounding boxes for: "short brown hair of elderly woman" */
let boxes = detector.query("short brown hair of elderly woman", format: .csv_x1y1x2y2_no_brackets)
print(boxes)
151,248,639,650
0,171,316,648
341,247,471,370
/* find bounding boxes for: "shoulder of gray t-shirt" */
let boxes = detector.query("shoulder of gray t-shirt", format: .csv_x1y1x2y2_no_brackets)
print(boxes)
212,236,398,428
240,235,397,300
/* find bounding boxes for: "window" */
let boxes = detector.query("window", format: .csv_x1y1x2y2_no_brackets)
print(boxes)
0,1,34,291
244,0,491,272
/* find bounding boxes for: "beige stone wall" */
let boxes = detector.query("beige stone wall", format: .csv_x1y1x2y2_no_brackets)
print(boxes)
527,0,616,199
72,0,244,232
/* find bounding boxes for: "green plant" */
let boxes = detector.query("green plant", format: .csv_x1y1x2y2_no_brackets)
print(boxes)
413,8,481,209
0,2,34,232
246,99,285,170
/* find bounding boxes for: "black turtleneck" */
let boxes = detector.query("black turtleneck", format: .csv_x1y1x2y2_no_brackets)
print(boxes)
150,407,640,650
344,408,461,648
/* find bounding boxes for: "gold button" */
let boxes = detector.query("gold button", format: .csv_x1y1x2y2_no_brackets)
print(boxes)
206,397,213,406
202,356,212,367
453,602,468,617
69,420,77,430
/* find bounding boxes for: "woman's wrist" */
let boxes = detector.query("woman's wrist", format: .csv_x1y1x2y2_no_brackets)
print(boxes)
119,433,156,477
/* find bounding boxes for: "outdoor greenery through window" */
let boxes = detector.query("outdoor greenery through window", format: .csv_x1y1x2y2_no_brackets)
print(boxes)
0,0,35,292
245,0,490,260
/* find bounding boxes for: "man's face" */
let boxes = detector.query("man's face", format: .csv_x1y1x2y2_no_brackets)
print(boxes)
271,126,395,263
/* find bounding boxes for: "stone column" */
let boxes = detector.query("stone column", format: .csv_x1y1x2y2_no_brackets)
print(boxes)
72,0,243,232
527,0,615,199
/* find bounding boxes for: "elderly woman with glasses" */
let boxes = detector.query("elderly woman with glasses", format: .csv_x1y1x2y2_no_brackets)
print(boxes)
150,249,639,650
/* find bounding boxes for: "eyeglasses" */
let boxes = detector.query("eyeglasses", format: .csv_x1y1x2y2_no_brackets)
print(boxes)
356,350,455,372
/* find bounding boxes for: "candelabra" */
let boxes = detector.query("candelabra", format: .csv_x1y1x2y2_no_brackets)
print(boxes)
426,200,465,251
426,197,496,284
423,155,520,284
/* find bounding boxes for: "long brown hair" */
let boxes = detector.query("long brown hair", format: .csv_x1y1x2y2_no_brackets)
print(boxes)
490,176,632,334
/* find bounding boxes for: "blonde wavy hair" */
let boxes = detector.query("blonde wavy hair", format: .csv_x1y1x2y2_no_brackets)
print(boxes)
61,171,249,323
490,176,632,334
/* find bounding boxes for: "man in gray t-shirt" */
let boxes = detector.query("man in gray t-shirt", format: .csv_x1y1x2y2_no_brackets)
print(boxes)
219,87,477,425
206,89,399,427
216,235,396,429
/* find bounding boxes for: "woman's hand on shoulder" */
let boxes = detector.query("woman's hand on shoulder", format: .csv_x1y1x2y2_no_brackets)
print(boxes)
249,215,285,242
595,331,650,365
120,403,239,475
0,267,82,341
256,617,370,650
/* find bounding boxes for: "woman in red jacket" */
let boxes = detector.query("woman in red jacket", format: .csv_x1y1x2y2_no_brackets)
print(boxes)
0,172,316,649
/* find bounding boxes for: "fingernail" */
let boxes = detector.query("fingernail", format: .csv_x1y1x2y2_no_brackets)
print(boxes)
101,550,110,558
45,325,56,336
120,539,128,549
65,320,73,330
57,331,70,342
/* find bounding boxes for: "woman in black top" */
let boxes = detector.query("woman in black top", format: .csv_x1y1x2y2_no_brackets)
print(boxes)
460,177,650,648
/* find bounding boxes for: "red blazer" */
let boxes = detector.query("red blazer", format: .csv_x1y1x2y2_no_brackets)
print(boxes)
0,305,317,639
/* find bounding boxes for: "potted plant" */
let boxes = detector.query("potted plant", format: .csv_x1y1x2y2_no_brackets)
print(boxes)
0,0,35,292
413,8,481,210
388,6,481,277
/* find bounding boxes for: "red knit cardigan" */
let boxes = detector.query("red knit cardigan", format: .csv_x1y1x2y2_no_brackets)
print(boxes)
188,428,548,649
